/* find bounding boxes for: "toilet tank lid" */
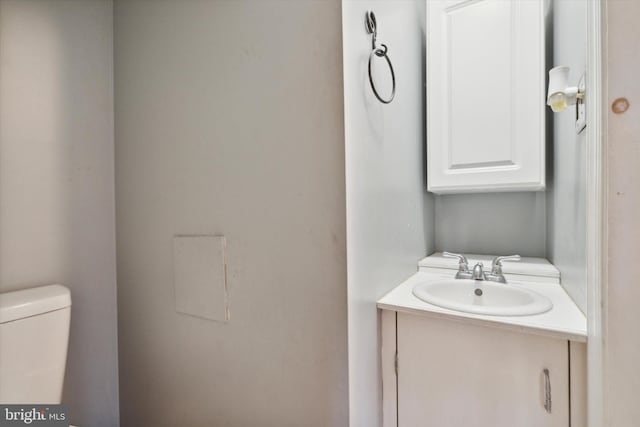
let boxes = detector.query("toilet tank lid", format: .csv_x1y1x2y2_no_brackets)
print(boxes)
0,285,71,324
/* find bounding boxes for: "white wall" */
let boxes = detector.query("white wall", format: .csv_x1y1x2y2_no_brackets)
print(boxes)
342,1,434,425
0,1,119,425
546,0,587,314
114,1,348,425
605,2,640,425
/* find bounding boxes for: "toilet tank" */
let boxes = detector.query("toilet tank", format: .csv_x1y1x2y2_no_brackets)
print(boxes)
0,285,71,404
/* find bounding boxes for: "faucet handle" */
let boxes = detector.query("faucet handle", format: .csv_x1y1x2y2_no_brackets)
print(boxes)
443,252,469,270
491,255,521,273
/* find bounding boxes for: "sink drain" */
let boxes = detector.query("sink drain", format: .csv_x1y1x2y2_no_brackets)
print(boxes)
474,288,483,296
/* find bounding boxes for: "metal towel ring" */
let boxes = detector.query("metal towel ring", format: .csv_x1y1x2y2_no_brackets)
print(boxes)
365,11,396,104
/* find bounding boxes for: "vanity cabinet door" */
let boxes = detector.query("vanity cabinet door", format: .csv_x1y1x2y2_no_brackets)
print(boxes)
426,0,546,193
397,313,569,427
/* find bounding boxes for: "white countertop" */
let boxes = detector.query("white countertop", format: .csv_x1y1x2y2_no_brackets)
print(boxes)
377,271,587,342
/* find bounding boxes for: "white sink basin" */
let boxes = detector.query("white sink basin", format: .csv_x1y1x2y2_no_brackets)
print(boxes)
412,279,552,316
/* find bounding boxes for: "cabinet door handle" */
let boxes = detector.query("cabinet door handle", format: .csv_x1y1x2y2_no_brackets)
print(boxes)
543,368,552,413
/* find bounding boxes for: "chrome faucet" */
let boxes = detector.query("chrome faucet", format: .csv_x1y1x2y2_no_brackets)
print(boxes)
472,262,485,280
443,252,521,283
442,252,472,279
485,255,521,283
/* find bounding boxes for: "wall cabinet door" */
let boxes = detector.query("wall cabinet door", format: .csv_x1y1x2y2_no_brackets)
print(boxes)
397,313,569,427
426,0,546,193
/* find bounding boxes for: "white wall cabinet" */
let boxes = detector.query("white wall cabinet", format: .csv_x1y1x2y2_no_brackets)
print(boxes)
381,312,586,427
426,0,546,193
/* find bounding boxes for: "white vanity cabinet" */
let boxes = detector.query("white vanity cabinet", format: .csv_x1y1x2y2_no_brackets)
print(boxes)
380,311,586,427
398,314,567,427
426,0,546,193
379,254,587,427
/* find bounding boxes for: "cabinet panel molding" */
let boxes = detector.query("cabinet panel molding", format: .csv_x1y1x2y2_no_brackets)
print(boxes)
396,313,569,427
427,0,546,193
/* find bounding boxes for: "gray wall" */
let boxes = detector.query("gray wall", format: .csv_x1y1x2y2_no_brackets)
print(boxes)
114,1,348,425
342,1,434,425
431,2,549,260
0,1,120,425
545,0,587,313
435,193,546,257
434,1,588,315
